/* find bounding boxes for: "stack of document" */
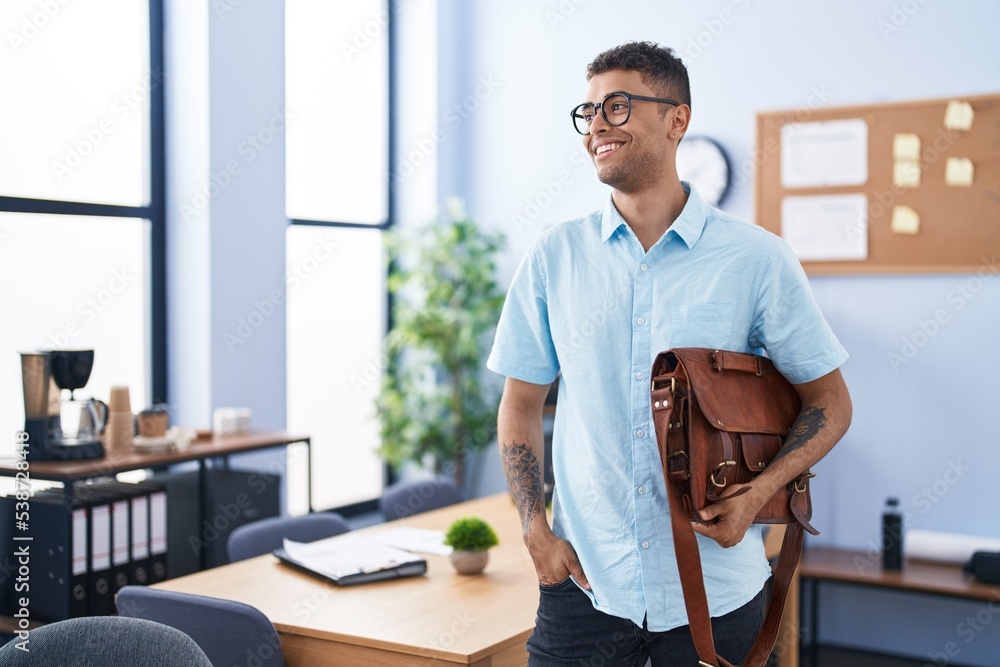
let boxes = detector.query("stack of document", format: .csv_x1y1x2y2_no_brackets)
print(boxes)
274,533,427,585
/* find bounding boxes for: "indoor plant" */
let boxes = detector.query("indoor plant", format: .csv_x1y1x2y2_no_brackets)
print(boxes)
444,516,499,575
376,198,506,490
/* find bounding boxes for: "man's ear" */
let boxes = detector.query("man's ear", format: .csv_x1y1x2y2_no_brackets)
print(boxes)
668,104,691,141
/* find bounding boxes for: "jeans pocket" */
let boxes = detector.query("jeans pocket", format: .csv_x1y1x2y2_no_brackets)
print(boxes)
538,578,575,592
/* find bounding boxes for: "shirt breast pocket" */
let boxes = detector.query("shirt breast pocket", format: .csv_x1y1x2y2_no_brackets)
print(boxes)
668,303,735,350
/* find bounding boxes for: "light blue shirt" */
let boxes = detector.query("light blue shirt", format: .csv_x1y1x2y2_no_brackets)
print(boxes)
487,184,848,631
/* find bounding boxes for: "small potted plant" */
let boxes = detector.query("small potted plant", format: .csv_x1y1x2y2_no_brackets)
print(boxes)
444,517,499,575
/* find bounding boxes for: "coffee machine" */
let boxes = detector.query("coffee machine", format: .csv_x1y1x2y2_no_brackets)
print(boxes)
20,350,106,461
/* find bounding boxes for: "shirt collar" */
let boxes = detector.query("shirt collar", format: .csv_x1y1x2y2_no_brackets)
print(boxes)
600,182,709,249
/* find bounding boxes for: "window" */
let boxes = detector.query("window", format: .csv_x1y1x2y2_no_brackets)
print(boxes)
0,0,164,456
285,0,390,511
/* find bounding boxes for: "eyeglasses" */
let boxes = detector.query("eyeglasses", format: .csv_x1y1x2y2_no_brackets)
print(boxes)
570,91,680,135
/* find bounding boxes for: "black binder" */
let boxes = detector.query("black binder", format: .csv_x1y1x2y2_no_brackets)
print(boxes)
90,481,153,587
70,487,119,616
131,480,168,583
22,492,88,621
106,490,132,594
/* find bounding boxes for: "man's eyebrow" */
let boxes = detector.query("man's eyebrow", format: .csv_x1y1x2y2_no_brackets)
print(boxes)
580,91,630,105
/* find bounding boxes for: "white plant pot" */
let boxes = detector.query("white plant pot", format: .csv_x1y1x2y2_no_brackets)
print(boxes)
450,549,489,575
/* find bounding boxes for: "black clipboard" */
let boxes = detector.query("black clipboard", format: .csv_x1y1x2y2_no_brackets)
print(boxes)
272,544,427,586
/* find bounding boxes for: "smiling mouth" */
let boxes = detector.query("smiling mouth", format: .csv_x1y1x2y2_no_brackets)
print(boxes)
594,142,623,159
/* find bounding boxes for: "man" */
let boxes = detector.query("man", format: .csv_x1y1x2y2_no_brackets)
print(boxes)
487,42,852,666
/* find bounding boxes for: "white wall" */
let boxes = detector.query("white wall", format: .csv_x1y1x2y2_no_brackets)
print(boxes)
166,1,287,430
164,1,291,508
424,0,1000,663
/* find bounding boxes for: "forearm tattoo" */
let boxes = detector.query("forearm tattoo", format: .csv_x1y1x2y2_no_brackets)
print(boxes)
502,441,544,534
772,405,827,465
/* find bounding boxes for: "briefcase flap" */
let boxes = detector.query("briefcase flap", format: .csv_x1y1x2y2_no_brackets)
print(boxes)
675,349,801,436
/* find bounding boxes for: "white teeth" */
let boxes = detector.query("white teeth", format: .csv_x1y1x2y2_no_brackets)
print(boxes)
595,143,621,155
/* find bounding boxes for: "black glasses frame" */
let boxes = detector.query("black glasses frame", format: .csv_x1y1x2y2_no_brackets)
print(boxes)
570,91,680,135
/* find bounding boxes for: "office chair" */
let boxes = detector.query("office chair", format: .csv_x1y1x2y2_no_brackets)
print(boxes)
380,475,464,521
0,616,212,666
227,511,352,562
116,586,285,667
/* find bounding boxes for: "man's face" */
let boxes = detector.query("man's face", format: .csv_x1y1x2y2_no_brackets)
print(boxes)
581,69,678,194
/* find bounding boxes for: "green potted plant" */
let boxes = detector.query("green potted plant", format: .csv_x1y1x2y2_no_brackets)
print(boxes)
376,198,506,490
444,517,499,575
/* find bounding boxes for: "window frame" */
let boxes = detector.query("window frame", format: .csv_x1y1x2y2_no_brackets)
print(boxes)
285,1,395,517
0,0,167,405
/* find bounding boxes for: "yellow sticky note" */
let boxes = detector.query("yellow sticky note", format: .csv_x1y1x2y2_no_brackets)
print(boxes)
893,133,921,160
945,157,974,186
893,159,921,188
891,206,920,235
944,100,974,131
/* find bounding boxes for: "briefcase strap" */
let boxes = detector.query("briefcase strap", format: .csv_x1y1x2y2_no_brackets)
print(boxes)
666,472,804,667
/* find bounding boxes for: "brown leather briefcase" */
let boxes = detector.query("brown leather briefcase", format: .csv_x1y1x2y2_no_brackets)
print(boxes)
650,348,818,667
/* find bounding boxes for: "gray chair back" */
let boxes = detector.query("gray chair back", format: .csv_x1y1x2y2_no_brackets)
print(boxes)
227,511,351,562
0,616,212,666
116,585,285,667
380,476,464,521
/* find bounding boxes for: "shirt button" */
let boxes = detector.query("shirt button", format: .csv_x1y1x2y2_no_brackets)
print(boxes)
641,541,650,549
617,233,623,239
640,264,648,271
635,429,645,438
635,372,644,380
638,486,646,495
636,317,645,325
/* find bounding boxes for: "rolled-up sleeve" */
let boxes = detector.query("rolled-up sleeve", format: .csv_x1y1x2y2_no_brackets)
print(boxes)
487,242,560,385
748,237,849,384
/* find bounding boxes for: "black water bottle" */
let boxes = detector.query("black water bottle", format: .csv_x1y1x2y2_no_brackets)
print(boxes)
882,497,903,571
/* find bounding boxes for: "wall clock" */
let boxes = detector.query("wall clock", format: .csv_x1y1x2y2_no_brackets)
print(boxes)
676,135,732,207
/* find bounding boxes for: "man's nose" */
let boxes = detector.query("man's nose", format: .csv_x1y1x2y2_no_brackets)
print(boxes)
589,109,610,134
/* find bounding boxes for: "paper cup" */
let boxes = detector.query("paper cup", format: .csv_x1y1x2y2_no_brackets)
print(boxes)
108,386,131,414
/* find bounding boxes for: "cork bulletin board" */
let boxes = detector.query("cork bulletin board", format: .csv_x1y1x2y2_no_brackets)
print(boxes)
754,93,1000,274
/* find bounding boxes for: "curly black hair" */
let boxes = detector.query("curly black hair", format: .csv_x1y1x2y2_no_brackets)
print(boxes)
586,41,691,109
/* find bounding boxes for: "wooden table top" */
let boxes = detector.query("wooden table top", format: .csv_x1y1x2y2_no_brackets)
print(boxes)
156,493,538,665
0,430,310,480
799,546,1000,601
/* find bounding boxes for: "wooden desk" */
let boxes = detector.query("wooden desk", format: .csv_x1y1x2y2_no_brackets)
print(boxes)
157,493,536,667
798,546,1000,652
0,430,311,483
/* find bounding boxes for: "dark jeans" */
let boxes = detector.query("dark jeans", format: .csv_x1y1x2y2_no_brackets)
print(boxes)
527,579,765,666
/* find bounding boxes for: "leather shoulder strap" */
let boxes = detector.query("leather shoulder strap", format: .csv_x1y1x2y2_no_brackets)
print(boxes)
667,477,803,667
